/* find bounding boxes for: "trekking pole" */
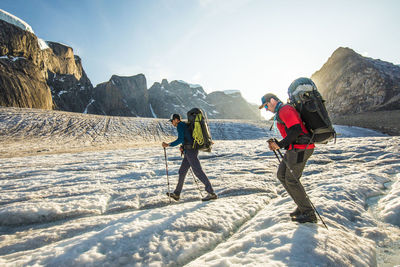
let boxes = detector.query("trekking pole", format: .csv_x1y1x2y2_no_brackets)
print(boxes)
164,147,171,204
268,139,328,229
190,168,204,198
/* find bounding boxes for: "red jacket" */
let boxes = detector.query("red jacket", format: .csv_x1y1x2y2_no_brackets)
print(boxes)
276,105,315,150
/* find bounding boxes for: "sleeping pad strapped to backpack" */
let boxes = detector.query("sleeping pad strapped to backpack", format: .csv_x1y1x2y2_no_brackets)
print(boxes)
187,108,213,152
287,77,336,144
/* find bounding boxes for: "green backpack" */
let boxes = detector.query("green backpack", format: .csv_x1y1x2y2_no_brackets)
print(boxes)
187,108,213,152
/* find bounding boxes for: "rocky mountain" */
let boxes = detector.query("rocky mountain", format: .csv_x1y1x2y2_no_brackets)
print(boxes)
311,47,400,116
206,90,262,120
0,10,94,113
148,79,217,118
148,79,262,119
45,42,94,113
0,19,52,109
88,74,152,117
0,9,261,120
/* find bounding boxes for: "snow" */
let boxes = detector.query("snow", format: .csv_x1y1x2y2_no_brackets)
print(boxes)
177,80,202,89
83,99,95,114
193,89,207,99
223,90,241,95
38,38,49,50
149,104,157,118
57,90,68,97
378,174,400,227
0,10,51,51
0,56,26,62
0,9,34,33
0,107,399,266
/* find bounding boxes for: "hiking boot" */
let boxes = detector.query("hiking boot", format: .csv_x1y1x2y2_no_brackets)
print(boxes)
166,192,180,201
290,207,302,217
201,193,218,201
291,210,317,223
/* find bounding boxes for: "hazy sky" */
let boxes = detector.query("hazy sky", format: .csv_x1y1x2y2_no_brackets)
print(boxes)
2,0,399,113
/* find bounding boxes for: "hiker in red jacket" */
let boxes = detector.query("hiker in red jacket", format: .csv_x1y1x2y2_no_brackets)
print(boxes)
260,93,317,223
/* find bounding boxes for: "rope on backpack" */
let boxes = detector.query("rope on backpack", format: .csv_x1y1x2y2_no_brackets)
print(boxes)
192,113,204,148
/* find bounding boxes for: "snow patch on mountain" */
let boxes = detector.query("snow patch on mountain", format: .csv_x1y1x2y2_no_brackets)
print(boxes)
177,80,202,89
224,90,241,95
149,104,157,118
0,8,34,33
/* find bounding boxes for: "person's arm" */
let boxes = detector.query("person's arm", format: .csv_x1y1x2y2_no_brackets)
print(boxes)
277,124,302,148
276,106,303,149
169,123,185,147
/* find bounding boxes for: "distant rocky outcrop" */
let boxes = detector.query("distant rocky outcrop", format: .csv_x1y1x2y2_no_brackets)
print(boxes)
148,79,217,118
88,74,152,117
311,47,400,116
0,11,94,112
206,90,262,120
45,42,95,112
148,79,262,119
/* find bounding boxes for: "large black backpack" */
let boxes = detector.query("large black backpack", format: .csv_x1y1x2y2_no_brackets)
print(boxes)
287,77,336,144
187,108,213,152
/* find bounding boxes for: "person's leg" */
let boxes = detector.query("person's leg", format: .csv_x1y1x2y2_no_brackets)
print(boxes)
284,149,314,213
174,154,190,195
186,149,214,194
277,159,296,200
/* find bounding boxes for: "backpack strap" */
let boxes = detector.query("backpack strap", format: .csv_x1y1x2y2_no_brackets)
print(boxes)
274,102,285,124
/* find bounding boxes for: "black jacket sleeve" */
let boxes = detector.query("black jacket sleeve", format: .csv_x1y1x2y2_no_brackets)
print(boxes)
277,124,302,149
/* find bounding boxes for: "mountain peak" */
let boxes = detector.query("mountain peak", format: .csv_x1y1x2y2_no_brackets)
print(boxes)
311,47,400,116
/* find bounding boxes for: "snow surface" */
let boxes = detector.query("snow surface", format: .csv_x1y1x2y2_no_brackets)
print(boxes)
0,107,399,266
378,174,400,227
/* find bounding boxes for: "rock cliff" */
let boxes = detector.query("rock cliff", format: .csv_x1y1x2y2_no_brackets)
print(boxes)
0,12,94,112
311,47,400,116
89,74,152,117
0,19,52,109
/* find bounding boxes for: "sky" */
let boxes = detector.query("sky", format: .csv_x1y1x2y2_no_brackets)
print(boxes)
1,0,400,112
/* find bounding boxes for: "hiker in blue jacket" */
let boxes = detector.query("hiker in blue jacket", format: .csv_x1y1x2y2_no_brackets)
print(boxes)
162,114,217,201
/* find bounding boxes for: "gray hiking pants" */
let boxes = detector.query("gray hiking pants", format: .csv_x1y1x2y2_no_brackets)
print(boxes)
174,149,214,195
277,148,314,213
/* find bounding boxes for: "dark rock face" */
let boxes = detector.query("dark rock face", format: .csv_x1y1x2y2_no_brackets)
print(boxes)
45,42,94,113
90,74,152,117
311,47,400,116
148,79,217,118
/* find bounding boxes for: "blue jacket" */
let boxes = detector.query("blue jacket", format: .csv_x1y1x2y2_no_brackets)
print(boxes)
169,121,194,147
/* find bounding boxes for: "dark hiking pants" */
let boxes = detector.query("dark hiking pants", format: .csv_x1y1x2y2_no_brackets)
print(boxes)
277,148,314,213
174,149,214,195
